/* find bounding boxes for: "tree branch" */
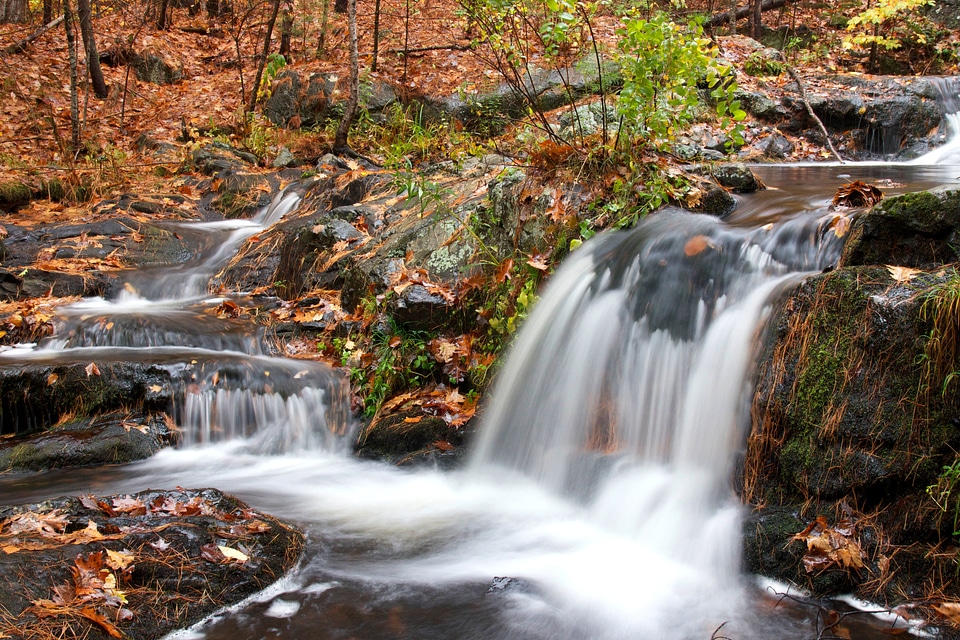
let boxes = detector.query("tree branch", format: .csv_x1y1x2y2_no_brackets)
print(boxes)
1,15,64,55
786,65,844,163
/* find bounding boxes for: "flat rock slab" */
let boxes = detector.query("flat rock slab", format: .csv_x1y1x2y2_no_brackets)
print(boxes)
0,488,303,639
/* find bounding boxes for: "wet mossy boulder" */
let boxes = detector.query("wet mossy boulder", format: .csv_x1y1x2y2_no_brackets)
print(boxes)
0,411,173,472
839,188,960,269
745,264,960,601
0,362,173,438
355,409,465,466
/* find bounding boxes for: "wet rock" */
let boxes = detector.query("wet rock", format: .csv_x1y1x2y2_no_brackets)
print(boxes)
355,409,464,466
558,101,618,140
839,188,960,269
699,163,764,193
272,147,297,168
0,488,303,640
754,133,795,159
746,264,960,601
735,89,788,122
263,70,302,127
698,186,738,217
0,362,173,438
0,411,173,471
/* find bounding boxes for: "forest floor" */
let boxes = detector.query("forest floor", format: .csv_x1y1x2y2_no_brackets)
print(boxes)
0,0,956,200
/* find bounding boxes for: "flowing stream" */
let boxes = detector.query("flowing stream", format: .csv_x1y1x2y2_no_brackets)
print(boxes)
3,82,960,638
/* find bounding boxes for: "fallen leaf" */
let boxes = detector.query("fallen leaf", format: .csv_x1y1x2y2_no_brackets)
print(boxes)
684,235,714,257
85,362,101,377
934,602,960,626
217,545,249,563
887,265,921,283
79,606,124,638
46,373,59,386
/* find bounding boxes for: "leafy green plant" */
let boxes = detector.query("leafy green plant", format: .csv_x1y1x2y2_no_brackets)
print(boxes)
615,11,745,151
843,0,933,52
256,53,287,102
927,457,960,538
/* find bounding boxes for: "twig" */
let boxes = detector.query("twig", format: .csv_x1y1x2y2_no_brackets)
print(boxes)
786,65,844,163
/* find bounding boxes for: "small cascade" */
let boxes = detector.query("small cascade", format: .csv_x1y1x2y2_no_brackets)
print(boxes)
910,76,960,165
0,184,353,452
471,207,843,580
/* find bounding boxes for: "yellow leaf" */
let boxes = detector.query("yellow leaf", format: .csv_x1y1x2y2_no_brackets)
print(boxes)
217,545,249,563
47,373,59,386
886,265,921,283
106,549,135,570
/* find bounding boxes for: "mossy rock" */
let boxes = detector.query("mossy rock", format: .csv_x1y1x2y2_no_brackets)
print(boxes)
840,188,960,269
0,180,32,211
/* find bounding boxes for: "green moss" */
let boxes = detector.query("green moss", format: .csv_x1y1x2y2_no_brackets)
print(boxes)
0,180,32,210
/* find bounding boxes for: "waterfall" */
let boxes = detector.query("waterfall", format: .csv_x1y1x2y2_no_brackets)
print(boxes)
470,207,843,579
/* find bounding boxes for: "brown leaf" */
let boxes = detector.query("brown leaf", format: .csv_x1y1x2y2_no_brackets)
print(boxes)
934,602,960,626
46,373,59,386
79,606,124,638
683,235,713,257
85,362,101,377
833,180,883,208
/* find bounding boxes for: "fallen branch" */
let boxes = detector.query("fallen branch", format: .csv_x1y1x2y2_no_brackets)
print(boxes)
704,0,790,29
1,16,65,55
382,43,473,54
786,65,844,163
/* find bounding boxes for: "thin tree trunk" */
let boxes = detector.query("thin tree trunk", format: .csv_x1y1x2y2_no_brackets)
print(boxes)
247,0,282,113
64,0,81,151
317,0,329,52
43,0,53,23
333,0,357,152
279,5,292,58
751,0,762,39
0,0,29,23
76,0,108,98
157,0,169,28
371,0,381,72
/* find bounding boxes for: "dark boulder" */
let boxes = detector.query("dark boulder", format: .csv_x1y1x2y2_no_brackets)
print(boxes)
839,188,960,269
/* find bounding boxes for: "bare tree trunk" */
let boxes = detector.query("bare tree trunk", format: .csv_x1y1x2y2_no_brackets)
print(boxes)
157,0,169,28
278,4,292,58
43,0,53,23
0,0,29,23
751,0,762,39
334,0,345,14
333,0,357,152
64,0,81,151
371,0,381,72
247,0,281,113
317,0,329,53
76,0,108,98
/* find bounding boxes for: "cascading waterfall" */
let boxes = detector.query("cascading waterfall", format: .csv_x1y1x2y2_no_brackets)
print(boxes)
0,184,353,453
470,209,844,593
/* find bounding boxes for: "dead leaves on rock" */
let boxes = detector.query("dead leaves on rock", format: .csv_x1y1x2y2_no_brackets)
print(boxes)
792,513,866,574
0,490,285,639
